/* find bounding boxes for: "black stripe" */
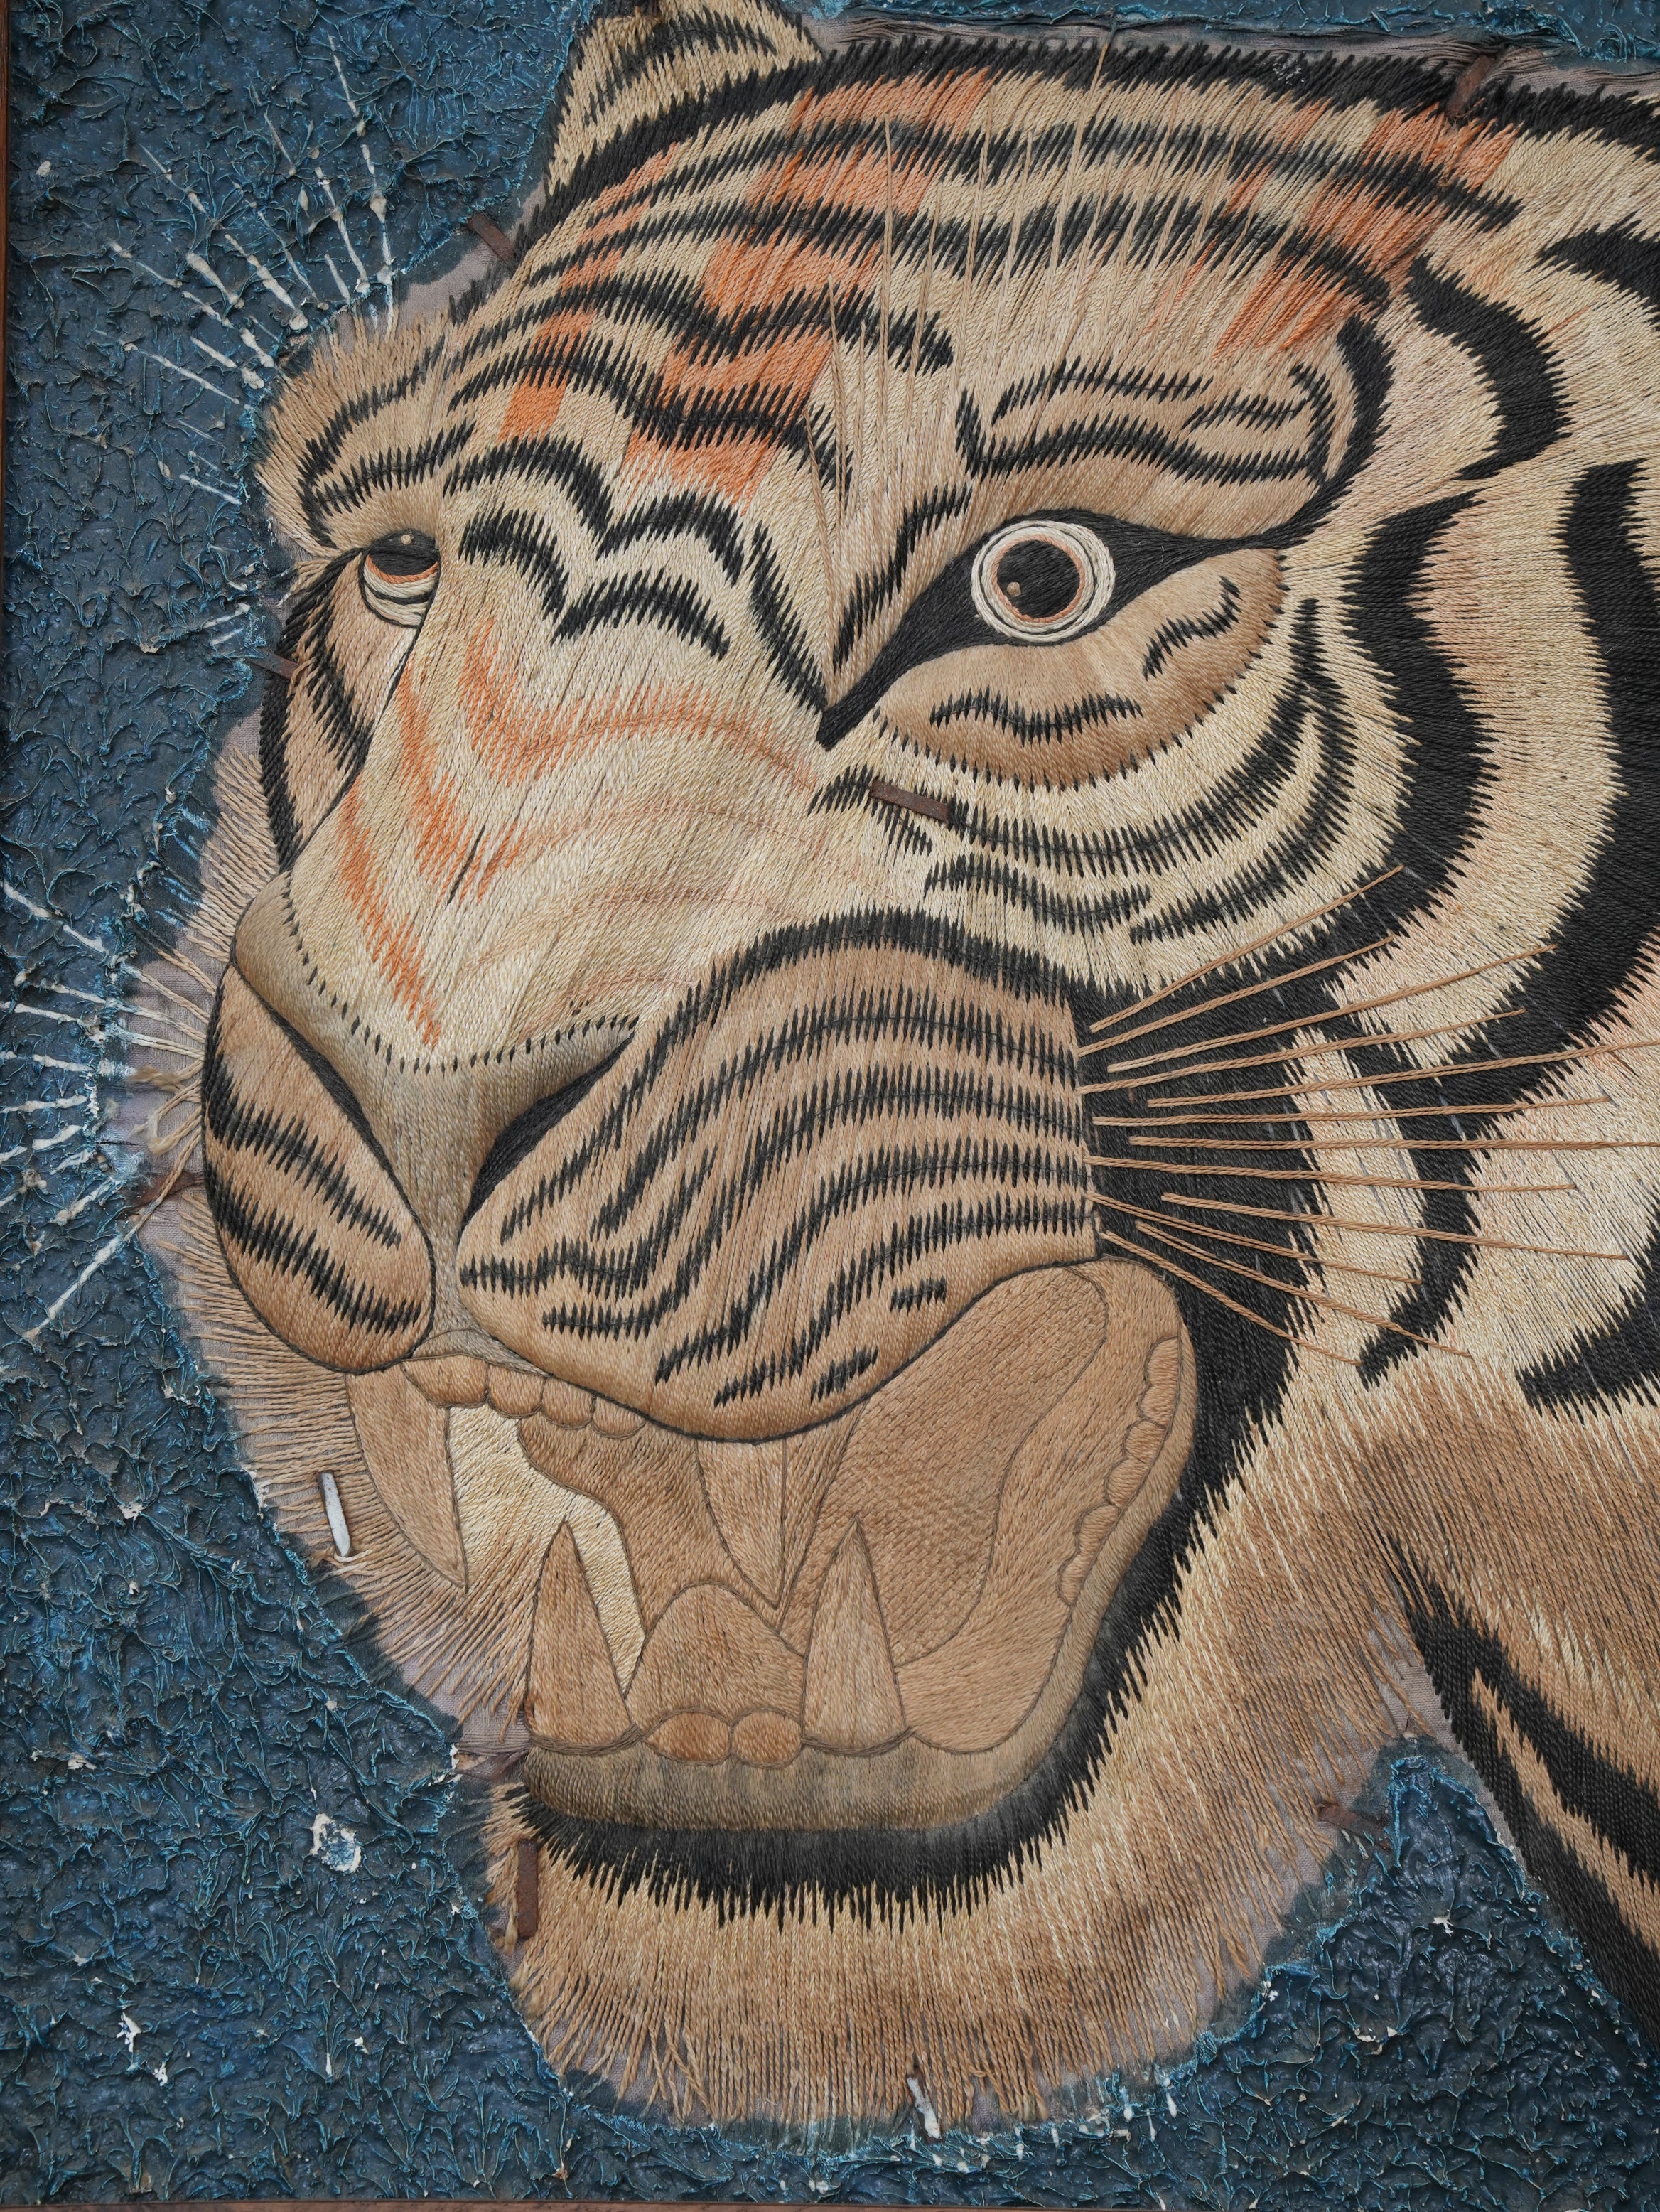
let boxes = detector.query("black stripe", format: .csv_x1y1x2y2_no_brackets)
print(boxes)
603,489,743,586
1523,1207,1660,1414
1400,1561,1660,2044
954,387,1319,493
282,333,447,532
444,435,612,535
831,484,973,674
1143,574,1242,679
203,990,414,1248
1339,495,1492,1379
259,561,371,869
1369,461,1660,1378
702,1173,1092,1407
452,267,942,400
749,523,826,717
496,962,1079,1252
1408,258,1564,480
306,424,473,542
1512,462,1660,1410
927,687,1141,741
205,1164,430,1342
1525,461,1660,1120
474,911,1075,1263
991,359,1209,424
468,1120,1087,1377
1131,601,1356,943
467,69,1515,415
532,43,1523,286
937,667,1326,887
920,852,1150,937
457,505,568,617
448,314,825,454
556,570,728,659
1543,222,1660,326
205,1079,409,1252
572,3,794,132
259,664,301,874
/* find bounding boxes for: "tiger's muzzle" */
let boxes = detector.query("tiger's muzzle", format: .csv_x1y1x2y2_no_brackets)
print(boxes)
201,901,1195,1828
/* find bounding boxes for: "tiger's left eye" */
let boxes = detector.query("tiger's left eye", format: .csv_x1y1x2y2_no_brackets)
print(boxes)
362,531,439,626
971,520,1114,644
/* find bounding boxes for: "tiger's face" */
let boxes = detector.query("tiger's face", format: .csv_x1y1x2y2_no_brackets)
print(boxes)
173,0,1660,2127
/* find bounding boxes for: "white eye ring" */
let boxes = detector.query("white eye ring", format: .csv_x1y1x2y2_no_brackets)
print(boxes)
970,519,1114,644
360,535,439,628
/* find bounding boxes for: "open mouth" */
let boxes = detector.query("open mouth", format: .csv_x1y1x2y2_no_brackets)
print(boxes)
346,1257,1193,1832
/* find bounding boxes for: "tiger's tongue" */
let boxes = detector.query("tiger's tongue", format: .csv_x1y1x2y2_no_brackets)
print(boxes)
350,1260,1188,1766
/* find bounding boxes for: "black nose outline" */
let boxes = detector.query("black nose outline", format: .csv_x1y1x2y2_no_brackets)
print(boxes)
462,1043,629,1230
208,963,413,1208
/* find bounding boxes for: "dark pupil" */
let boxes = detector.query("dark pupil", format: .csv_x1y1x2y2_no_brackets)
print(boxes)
369,532,437,576
994,537,1083,621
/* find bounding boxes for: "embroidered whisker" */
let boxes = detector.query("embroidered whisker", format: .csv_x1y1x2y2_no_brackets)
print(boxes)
1088,1154,1574,1194
1092,1194,1424,1287
1158,1195,1629,1262
1093,1223,1359,1365
1090,932,1399,1055
1127,1217,1472,1358
1091,1098,1608,1129
1086,946,1553,1071
1083,1013,1529,1096
1087,869,1403,1038
1121,1134,1660,1156
1146,1038,1660,1109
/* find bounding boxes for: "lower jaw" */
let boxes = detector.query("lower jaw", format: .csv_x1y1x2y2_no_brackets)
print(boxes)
521,1441,1185,1837
357,1259,1195,1835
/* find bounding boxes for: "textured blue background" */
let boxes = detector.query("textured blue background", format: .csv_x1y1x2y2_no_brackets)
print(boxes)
4,0,1660,2200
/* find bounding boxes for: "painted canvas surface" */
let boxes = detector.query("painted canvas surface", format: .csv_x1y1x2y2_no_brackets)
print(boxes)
6,0,1660,2198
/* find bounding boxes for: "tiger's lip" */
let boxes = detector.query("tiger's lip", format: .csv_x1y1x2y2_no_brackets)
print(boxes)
352,1260,1195,1832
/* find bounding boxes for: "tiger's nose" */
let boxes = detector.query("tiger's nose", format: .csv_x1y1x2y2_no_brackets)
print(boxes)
204,885,631,1371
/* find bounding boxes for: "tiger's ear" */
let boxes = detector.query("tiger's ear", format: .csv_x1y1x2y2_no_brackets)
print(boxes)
543,0,819,197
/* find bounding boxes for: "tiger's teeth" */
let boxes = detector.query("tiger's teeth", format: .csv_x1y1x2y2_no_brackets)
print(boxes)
802,1520,905,1751
486,1365,545,1418
525,1524,634,1749
456,1405,646,1682
593,1397,646,1437
346,1367,467,1588
406,1354,487,1407
696,1438,785,1601
539,1376,594,1428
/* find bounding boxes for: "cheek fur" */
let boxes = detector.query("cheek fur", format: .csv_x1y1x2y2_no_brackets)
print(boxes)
879,551,1285,783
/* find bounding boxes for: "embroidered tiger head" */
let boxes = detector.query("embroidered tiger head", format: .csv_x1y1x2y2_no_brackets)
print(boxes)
157,0,1660,2128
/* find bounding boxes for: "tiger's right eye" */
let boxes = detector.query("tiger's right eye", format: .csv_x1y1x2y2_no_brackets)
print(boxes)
361,531,439,626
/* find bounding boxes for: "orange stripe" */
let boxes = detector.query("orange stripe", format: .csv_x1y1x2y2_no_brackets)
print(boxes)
1223,109,1516,351
397,672,475,891
623,72,989,500
465,640,798,790
500,149,676,441
337,778,443,1045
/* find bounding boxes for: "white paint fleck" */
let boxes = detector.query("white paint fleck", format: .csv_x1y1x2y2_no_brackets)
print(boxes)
907,2074,941,2140
318,1467,351,1557
309,1811,362,1874
119,2012,141,2053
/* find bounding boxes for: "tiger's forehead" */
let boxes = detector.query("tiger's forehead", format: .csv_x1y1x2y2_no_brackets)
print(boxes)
265,37,1533,619
449,48,1518,497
